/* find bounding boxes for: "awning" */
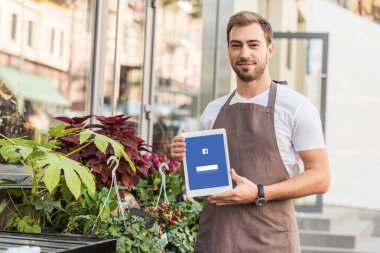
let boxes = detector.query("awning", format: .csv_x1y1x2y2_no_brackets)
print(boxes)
0,66,70,107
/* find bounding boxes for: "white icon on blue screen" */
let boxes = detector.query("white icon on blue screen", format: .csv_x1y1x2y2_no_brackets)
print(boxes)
196,164,218,173
202,148,208,154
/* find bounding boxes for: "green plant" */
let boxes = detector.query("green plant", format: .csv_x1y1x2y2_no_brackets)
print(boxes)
132,153,182,206
67,215,162,253
54,115,147,191
0,121,135,233
0,130,95,198
163,201,203,252
63,187,162,253
140,201,202,253
166,226,195,253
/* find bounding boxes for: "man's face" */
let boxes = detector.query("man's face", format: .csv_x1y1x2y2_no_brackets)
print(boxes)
228,23,273,82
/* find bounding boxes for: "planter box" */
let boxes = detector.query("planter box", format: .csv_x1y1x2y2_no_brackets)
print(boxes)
0,231,116,253
0,164,32,229
0,164,32,187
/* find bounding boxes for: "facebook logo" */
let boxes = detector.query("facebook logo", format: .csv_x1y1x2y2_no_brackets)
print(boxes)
202,148,208,155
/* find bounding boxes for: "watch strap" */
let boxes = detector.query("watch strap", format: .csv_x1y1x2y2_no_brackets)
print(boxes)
257,184,265,198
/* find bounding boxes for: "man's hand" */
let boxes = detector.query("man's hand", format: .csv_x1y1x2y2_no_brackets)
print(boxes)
207,169,258,206
170,130,186,161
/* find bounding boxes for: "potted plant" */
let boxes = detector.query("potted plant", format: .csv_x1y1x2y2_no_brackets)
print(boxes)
0,116,134,233
0,114,202,252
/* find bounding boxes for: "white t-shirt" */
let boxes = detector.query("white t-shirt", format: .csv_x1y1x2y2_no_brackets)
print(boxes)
200,84,325,178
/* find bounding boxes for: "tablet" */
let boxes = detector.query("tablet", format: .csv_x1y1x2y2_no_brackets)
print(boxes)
181,128,232,198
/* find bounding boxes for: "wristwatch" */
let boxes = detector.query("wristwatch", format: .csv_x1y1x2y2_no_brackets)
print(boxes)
255,184,267,206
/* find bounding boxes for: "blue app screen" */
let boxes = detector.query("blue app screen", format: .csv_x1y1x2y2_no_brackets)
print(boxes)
185,133,229,190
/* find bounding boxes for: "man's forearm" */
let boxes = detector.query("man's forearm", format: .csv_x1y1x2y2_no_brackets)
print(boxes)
265,167,330,201
265,148,330,201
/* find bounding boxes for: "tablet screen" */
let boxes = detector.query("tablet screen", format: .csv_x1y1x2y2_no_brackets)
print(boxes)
185,133,230,190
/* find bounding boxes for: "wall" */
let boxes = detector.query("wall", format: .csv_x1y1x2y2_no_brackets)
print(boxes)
309,0,380,210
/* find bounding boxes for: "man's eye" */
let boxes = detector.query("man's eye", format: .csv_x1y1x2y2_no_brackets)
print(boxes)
249,44,258,48
231,44,240,48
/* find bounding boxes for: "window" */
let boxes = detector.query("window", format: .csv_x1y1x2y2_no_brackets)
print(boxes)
0,1,94,140
28,20,33,47
86,0,91,32
11,13,17,40
59,31,64,57
50,28,55,54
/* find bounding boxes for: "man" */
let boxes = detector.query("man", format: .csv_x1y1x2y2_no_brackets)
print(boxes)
171,11,330,253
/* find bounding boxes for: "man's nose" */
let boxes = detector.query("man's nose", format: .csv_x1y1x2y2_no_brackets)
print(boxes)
239,45,251,60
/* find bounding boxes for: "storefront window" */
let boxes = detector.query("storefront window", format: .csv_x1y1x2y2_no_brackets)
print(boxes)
0,0,94,139
153,0,203,153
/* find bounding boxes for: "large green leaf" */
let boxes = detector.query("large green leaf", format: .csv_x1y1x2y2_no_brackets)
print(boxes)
63,165,82,199
62,156,95,197
84,130,136,172
43,161,61,194
0,137,54,164
79,129,93,144
0,145,22,163
39,153,95,199
48,124,79,138
94,134,108,153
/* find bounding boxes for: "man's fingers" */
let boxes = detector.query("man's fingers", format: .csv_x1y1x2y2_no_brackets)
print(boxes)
208,190,236,202
231,169,245,184
170,134,187,161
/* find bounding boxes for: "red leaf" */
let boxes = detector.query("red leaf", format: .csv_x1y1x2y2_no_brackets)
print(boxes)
91,164,102,173
54,116,74,124
129,174,141,187
100,171,109,183
102,164,113,171
88,157,100,166
85,124,103,129
61,136,80,144
117,161,129,174
121,175,130,187
95,150,106,160
81,145,97,158
55,115,92,124
71,115,93,124
68,152,80,161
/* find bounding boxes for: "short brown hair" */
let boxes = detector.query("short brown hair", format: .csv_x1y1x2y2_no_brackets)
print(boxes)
227,11,273,45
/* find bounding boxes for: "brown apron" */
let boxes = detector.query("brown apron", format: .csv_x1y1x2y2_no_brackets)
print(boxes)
195,81,300,253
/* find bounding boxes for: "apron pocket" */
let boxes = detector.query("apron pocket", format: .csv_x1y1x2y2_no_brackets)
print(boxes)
234,205,291,253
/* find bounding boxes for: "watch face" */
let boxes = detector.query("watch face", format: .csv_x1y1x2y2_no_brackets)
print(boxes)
255,197,267,206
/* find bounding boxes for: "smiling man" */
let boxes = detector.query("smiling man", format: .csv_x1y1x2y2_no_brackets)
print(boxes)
171,11,330,253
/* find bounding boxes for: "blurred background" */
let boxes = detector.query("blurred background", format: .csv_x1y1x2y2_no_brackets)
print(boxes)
0,0,380,251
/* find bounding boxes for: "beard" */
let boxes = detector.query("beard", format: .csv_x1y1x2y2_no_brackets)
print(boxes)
231,55,267,82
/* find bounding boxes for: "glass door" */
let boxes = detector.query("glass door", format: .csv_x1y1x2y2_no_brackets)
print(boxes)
270,32,329,212
151,0,203,154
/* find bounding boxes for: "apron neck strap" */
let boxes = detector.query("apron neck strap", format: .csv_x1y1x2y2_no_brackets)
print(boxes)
266,81,278,113
224,90,236,106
